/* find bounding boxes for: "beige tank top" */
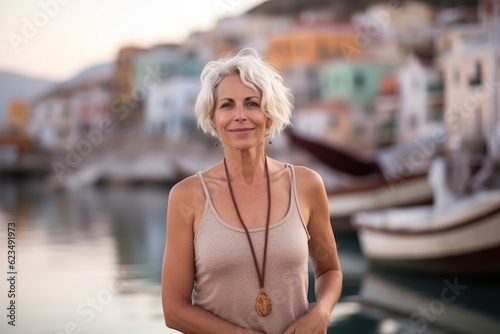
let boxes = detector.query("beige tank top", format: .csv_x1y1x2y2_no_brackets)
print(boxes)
193,164,311,334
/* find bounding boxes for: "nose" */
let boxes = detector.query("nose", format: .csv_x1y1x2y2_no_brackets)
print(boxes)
234,104,247,121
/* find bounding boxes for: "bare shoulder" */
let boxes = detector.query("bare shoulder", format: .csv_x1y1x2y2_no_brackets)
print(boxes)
167,175,206,220
293,165,325,192
169,174,204,200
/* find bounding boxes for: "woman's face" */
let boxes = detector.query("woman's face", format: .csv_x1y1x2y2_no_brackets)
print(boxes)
212,74,270,150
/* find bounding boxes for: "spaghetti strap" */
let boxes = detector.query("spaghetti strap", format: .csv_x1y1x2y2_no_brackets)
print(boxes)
288,165,311,240
196,172,212,204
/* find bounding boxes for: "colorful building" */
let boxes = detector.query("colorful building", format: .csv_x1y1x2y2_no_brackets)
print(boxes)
372,74,399,147
266,24,357,71
0,100,33,151
319,60,394,108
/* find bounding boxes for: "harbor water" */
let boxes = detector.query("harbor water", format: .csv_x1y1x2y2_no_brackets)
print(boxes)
0,178,499,334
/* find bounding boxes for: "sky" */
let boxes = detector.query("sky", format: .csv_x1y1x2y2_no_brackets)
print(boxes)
0,0,266,82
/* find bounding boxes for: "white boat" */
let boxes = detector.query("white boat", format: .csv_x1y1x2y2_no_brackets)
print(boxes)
328,171,432,232
353,157,500,273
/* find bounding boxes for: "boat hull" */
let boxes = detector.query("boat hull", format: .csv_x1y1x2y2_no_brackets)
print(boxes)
329,173,432,233
369,244,500,274
356,206,500,274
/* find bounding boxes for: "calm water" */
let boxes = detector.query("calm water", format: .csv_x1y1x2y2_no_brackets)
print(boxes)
0,178,499,334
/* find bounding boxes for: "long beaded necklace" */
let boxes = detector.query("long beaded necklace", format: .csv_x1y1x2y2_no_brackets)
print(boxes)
223,155,272,316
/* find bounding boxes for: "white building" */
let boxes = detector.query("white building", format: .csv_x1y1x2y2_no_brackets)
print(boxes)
283,64,320,109
145,77,200,139
439,39,500,155
397,55,444,144
70,78,112,131
30,76,112,152
30,94,77,152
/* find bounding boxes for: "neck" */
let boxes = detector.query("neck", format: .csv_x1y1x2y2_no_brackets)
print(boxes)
223,146,266,186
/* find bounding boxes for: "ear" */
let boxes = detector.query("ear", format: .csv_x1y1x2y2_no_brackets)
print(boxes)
210,112,217,132
265,117,273,129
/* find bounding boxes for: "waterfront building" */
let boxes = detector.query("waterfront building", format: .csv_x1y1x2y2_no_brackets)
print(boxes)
144,76,200,140
0,100,33,152
283,64,321,109
319,60,394,108
372,74,399,147
397,55,444,144
30,72,112,152
266,23,357,71
439,27,499,155
111,46,148,127
30,90,76,152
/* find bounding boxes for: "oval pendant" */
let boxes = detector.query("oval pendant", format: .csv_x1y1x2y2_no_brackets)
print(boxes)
256,290,272,316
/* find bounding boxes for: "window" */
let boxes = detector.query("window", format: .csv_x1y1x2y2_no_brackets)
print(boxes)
354,71,365,90
469,61,482,87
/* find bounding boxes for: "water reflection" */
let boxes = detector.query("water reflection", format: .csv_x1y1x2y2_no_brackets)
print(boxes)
0,179,498,334
0,179,171,334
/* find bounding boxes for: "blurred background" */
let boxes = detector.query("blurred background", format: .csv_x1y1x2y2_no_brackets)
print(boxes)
1,0,500,333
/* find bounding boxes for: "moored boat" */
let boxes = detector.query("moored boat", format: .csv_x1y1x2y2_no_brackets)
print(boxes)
287,129,435,232
353,158,500,274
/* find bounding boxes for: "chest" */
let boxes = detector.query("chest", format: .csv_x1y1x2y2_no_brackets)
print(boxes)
208,174,291,230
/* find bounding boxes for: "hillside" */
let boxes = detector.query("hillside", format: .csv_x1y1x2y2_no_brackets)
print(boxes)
0,71,56,125
247,0,479,18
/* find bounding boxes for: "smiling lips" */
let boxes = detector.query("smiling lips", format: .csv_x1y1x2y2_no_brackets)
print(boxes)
229,128,255,133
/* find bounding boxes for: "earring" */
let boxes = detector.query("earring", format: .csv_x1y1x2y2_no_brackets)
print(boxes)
215,141,219,147
265,128,272,144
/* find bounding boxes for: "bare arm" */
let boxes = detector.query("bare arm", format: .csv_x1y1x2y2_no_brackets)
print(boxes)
283,167,343,334
162,177,264,334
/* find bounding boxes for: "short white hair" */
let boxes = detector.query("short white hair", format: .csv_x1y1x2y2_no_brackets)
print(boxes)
194,48,293,138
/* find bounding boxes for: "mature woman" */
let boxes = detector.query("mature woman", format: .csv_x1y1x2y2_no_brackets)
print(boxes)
162,48,342,334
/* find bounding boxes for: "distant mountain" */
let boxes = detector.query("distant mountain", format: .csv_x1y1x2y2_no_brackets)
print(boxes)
0,70,56,125
52,62,114,92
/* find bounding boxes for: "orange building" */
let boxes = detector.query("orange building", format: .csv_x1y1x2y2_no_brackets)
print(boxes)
0,100,33,151
266,24,357,71
111,46,148,127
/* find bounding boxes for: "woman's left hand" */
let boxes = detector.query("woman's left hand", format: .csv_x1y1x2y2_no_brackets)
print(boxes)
282,304,329,334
